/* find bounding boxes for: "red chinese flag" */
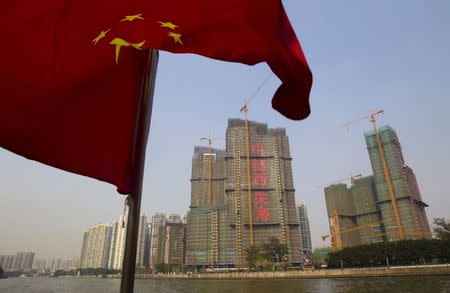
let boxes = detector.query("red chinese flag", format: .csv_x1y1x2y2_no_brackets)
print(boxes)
0,0,312,194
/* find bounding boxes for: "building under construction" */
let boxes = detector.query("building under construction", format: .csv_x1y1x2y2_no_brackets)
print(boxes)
185,146,232,266
324,176,385,248
365,126,431,241
324,125,431,249
150,213,185,268
186,119,302,268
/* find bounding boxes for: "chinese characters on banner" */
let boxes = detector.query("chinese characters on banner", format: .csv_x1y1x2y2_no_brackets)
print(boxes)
252,144,270,222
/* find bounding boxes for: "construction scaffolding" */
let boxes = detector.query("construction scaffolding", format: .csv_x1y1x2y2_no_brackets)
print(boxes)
185,146,229,267
226,119,301,265
324,124,431,249
186,119,302,268
365,126,431,241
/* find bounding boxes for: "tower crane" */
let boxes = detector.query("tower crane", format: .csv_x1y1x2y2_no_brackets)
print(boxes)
239,73,272,247
322,218,386,250
321,173,362,188
343,110,405,240
200,136,223,207
328,210,342,250
201,136,226,268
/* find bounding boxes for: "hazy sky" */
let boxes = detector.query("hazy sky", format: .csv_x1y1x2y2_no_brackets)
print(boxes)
1,0,449,258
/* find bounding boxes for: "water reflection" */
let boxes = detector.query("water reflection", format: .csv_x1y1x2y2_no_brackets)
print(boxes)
133,276,450,293
0,276,449,293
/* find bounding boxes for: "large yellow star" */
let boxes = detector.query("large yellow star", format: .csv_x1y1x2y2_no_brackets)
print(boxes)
120,14,144,22
92,28,111,45
158,21,178,30
110,38,146,64
168,32,183,45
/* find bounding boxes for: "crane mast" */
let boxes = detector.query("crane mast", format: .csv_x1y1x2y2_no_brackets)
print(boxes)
369,112,405,240
200,136,214,207
240,105,254,246
238,74,271,247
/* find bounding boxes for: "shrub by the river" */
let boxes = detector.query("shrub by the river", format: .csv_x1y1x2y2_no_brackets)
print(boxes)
326,239,450,268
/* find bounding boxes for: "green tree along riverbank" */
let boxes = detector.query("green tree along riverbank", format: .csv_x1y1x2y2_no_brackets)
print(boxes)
245,237,289,271
433,218,450,240
326,239,450,268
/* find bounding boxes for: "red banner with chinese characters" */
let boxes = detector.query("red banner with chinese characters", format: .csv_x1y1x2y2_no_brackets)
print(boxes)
251,144,270,222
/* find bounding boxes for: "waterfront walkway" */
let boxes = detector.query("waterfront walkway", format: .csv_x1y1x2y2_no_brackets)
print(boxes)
139,264,450,280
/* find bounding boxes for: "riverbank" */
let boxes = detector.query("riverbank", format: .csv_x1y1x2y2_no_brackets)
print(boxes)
138,264,450,280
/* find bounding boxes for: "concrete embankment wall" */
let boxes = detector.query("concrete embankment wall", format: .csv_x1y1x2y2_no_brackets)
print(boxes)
139,265,450,280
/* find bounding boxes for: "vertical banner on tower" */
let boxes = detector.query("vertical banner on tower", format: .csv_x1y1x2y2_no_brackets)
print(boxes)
251,144,270,222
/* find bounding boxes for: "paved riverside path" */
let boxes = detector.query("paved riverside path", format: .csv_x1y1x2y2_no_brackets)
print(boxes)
139,264,450,280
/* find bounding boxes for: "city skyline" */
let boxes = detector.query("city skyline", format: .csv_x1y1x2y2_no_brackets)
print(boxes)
1,0,450,258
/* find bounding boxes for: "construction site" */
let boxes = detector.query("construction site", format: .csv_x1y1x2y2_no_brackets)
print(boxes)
185,118,302,268
323,110,432,250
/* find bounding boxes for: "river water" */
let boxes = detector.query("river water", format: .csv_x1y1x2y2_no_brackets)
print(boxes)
0,276,449,293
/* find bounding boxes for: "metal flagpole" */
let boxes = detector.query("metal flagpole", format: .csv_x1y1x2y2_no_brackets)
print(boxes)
120,49,159,293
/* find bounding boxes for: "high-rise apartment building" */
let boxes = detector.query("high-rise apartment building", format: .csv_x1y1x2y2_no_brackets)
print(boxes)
228,119,302,265
0,255,15,269
150,213,166,267
163,222,185,265
109,207,128,270
13,252,35,270
325,176,385,247
106,208,150,270
136,215,149,269
79,224,112,269
185,146,229,267
107,220,119,269
324,125,431,248
33,257,79,271
149,213,185,267
297,203,312,255
0,252,35,270
186,119,302,267
365,126,431,241
146,222,152,267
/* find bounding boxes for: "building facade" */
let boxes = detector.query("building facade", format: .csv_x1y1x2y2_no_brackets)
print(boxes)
324,176,384,248
33,257,79,271
106,210,150,270
324,125,431,248
365,126,431,241
226,119,302,265
185,146,229,267
150,213,166,267
79,224,112,269
0,252,35,270
136,215,149,269
109,207,128,270
297,203,313,255
0,255,15,269
186,119,302,267
78,207,151,270
149,213,185,268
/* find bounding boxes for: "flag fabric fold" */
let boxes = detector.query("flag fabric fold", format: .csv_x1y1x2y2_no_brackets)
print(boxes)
0,0,312,194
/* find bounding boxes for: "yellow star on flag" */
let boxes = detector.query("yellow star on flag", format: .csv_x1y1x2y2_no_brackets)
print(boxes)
92,29,111,45
168,32,183,45
110,38,146,64
120,14,144,22
158,21,178,30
